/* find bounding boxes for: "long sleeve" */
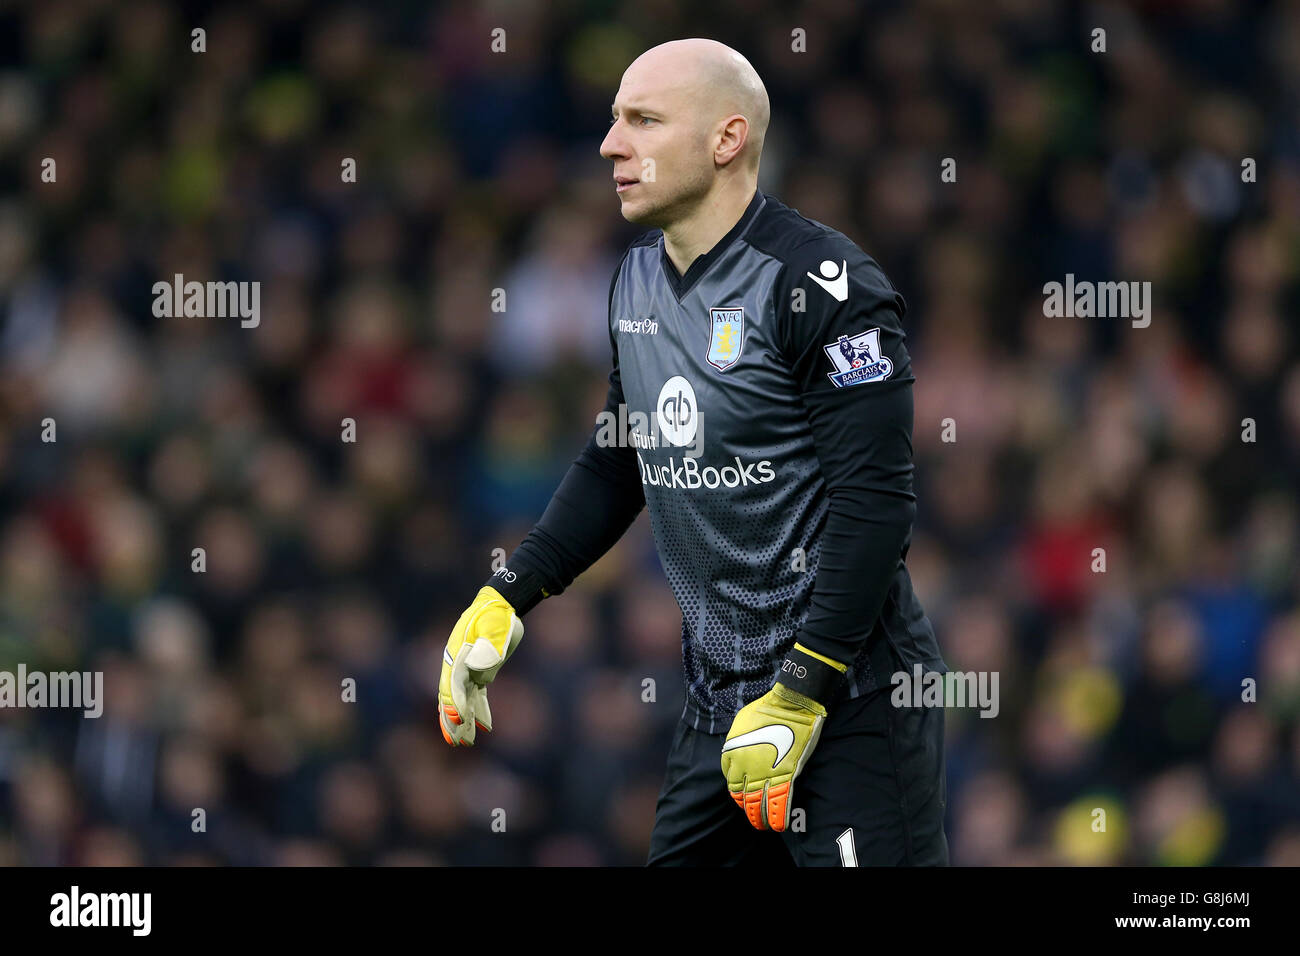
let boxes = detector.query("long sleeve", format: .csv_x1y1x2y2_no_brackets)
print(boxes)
484,254,646,615
774,236,917,667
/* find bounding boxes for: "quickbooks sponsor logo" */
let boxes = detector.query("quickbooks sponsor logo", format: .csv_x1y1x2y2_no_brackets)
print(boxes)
636,452,775,490
656,376,697,447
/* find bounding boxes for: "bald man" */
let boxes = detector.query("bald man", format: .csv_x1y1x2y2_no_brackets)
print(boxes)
439,39,949,867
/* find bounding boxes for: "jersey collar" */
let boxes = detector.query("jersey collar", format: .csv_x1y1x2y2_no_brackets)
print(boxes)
660,188,767,301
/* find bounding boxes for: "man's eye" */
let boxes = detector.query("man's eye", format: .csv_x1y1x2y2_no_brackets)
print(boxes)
639,117,654,125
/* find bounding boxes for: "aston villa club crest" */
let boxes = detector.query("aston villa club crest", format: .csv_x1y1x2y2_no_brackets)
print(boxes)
823,327,893,387
707,307,745,371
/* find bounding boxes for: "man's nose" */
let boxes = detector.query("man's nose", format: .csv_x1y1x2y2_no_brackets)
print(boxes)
600,122,628,161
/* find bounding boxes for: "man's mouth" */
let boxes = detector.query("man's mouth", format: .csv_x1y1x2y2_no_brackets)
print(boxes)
615,175,639,193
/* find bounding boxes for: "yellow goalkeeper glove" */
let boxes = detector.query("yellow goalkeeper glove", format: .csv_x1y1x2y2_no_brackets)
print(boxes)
438,586,524,747
720,642,848,830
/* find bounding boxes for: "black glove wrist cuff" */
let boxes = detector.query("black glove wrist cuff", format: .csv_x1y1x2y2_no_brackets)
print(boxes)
774,644,845,705
482,563,552,617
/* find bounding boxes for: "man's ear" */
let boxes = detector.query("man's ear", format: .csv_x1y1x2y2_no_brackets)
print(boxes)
714,114,750,167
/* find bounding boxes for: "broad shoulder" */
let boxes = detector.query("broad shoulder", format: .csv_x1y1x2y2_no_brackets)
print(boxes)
747,195,904,317
745,195,887,280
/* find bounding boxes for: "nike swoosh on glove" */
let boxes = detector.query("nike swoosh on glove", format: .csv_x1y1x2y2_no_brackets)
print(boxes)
720,642,848,830
438,586,524,747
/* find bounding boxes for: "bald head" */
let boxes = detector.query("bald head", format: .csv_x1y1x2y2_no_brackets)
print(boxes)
600,39,769,231
626,39,770,171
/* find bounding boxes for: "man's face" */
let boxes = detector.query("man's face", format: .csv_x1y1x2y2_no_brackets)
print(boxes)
599,65,713,227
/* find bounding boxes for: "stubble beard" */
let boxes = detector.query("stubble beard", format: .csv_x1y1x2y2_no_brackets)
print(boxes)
622,160,714,231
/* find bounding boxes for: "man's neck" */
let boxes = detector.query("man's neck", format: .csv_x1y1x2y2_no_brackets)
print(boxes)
662,181,758,278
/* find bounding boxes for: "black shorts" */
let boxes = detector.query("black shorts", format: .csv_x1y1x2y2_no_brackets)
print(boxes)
646,686,949,866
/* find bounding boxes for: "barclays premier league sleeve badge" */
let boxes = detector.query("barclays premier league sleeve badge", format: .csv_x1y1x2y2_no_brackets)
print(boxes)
823,327,893,387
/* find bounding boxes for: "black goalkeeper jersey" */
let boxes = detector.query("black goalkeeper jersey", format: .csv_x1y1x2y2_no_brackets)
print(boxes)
489,189,946,732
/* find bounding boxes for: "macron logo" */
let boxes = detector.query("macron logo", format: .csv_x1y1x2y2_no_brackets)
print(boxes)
721,724,796,769
807,259,848,302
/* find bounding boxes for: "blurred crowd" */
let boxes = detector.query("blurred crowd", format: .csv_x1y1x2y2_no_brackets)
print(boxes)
2,0,1299,865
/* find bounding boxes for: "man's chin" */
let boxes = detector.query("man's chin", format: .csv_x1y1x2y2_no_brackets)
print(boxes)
617,199,647,223
618,196,664,227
